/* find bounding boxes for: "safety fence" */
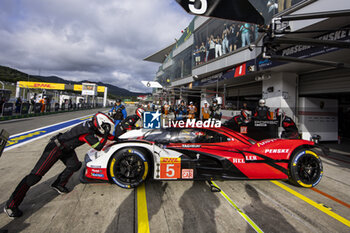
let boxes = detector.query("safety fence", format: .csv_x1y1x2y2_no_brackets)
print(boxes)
0,102,108,121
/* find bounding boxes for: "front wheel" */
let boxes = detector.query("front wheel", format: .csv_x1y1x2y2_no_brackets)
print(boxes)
289,149,323,188
108,148,149,189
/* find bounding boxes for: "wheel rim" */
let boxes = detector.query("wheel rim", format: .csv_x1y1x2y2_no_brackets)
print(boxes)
114,152,145,184
296,154,321,185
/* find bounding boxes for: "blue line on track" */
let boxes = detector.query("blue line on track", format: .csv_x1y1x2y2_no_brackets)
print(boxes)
6,116,92,150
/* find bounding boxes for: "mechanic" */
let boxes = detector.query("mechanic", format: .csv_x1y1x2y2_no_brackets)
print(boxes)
187,101,197,119
114,108,145,138
210,98,222,120
162,101,170,118
175,100,187,121
109,99,127,135
223,110,252,130
275,108,299,139
254,99,272,120
202,102,210,120
4,113,115,218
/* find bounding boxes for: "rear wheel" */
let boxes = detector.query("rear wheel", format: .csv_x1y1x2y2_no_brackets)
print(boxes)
108,148,149,189
289,149,323,188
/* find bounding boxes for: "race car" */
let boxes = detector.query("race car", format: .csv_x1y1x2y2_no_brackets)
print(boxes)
80,126,324,189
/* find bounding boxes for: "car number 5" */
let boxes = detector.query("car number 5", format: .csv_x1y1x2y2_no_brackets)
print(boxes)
166,164,175,177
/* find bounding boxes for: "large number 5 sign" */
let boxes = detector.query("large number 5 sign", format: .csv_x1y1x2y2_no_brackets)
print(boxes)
160,157,181,179
188,0,207,14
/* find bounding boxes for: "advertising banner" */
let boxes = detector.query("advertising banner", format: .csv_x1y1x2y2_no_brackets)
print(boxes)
18,81,65,90
81,83,97,96
2,103,14,116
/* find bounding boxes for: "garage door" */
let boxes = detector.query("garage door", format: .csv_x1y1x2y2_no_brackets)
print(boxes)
300,71,350,95
227,82,262,97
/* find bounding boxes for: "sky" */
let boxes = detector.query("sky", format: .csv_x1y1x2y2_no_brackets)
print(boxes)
0,0,192,92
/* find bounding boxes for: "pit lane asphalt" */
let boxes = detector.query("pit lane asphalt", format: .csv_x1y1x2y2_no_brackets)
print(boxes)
0,109,349,233
0,108,109,136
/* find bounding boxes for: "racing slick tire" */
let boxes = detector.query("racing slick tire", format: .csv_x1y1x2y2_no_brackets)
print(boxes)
108,147,149,189
289,149,323,188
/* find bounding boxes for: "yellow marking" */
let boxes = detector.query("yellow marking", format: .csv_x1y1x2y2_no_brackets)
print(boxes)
110,158,116,177
306,150,319,159
142,162,148,180
211,181,264,233
160,157,181,163
137,183,150,233
79,116,93,121
6,131,46,146
271,181,350,227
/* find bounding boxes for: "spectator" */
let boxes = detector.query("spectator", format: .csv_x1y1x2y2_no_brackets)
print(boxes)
15,97,22,113
205,37,210,62
193,45,201,66
240,23,251,47
215,36,222,58
228,24,238,52
222,24,229,55
209,35,215,60
199,42,206,64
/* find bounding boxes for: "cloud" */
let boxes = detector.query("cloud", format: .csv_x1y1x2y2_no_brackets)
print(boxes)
0,0,192,92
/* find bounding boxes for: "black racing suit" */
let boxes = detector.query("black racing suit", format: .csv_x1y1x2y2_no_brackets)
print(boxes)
254,106,271,120
7,120,112,209
278,116,299,139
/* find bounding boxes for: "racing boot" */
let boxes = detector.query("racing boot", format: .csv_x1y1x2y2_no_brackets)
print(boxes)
4,206,23,219
51,182,70,195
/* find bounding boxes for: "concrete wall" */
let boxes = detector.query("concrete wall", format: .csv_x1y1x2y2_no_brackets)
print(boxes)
263,72,298,119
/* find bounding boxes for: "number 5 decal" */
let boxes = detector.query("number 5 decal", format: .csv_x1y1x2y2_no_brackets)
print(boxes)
160,157,181,179
188,0,207,14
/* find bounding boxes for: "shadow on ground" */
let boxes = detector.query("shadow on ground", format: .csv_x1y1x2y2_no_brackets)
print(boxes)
0,172,80,233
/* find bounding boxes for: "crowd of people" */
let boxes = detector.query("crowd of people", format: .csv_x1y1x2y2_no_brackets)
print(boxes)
193,23,259,66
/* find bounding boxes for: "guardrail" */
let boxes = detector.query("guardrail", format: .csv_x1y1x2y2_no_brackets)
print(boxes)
0,102,110,121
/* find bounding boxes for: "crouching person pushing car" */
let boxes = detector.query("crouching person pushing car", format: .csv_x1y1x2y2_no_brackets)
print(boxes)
4,112,115,218
114,108,145,138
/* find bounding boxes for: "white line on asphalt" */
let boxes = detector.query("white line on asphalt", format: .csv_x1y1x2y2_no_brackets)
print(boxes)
4,113,95,152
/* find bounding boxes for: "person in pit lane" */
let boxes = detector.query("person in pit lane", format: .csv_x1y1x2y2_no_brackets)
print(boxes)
223,109,252,130
209,98,222,120
275,108,299,139
109,99,127,135
175,100,187,121
114,108,145,138
254,99,272,120
4,112,116,218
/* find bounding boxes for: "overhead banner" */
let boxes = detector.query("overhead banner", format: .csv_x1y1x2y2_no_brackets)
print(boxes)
176,0,264,25
82,83,97,96
73,85,105,93
18,81,65,90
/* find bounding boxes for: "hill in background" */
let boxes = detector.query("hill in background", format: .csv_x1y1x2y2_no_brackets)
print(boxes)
0,65,149,98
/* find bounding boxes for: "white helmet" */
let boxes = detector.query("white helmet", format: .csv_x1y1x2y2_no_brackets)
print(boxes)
93,112,115,135
136,108,145,119
259,99,266,107
164,101,167,105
